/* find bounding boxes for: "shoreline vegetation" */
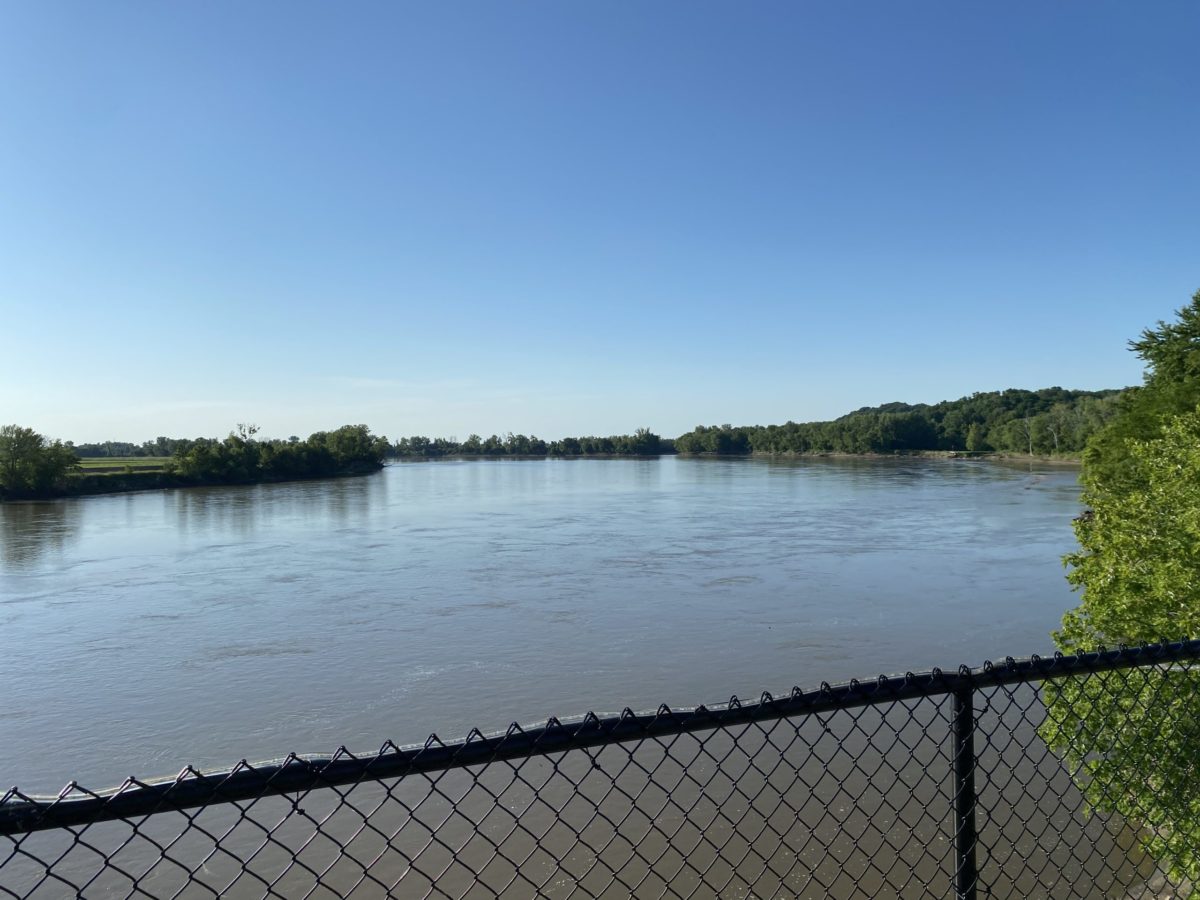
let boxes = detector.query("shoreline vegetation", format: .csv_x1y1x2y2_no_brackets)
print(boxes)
1039,289,1200,884
2,386,1116,502
382,387,1118,463
672,387,1122,457
381,386,1120,463
388,448,1084,464
0,424,390,502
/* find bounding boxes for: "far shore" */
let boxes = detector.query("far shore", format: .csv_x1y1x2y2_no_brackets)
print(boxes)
966,453,1082,468
0,465,382,504
386,450,1083,467
812,450,1082,467
682,450,1083,466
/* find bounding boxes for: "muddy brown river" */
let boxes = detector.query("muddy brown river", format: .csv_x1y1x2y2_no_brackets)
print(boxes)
4,456,1177,898
1,456,1083,794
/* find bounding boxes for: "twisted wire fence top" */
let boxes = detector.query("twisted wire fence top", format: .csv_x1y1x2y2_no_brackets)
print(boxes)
2,639,1199,899
5,639,1196,833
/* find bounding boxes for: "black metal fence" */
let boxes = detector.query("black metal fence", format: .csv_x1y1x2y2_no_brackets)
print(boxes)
4,641,1200,899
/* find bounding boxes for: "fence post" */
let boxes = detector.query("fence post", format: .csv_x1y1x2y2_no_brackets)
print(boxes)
952,684,978,900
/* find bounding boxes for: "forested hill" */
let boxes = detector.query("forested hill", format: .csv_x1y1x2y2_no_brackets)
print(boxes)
674,387,1126,456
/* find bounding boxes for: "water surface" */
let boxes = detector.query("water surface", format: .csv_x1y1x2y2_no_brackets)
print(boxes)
0,456,1081,792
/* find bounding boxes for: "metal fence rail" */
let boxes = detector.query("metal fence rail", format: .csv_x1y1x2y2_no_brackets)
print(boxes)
4,641,1200,899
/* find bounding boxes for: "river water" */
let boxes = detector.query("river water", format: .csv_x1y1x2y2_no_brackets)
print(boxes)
0,456,1082,795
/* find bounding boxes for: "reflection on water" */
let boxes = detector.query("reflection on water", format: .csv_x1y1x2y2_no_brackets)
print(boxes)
0,500,80,569
167,473,385,537
1,457,1083,798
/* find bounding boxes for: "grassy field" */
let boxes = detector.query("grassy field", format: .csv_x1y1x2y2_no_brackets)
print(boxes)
76,456,171,473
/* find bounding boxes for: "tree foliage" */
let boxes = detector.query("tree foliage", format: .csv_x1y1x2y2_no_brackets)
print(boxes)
1083,289,1200,493
170,425,388,483
673,387,1123,455
69,436,197,457
0,425,79,498
390,428,667,458
1060,412,1200,649
1043,289,1200,883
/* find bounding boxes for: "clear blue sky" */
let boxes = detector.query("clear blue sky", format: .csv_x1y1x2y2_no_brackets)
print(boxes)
2,2,1197,443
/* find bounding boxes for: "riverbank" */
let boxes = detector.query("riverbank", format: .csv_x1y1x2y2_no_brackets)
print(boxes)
384,449,1082,468
963,452,1082,467
0,462,383,503
854,449,1082,466
0,425,391,503
387,452,673,463
672,449,1084,466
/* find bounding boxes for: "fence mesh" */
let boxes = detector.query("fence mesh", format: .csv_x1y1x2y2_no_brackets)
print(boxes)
3,642,1199,899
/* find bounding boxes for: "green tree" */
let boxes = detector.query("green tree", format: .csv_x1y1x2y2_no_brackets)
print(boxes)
1045,289,1200,884
1084,289,1200,492
1044,410,1200,882
1059,411,1200,648
964,423,986,451
0,425,79,497
170,425,387,483
1043,403,1075,454
674,387,1122,457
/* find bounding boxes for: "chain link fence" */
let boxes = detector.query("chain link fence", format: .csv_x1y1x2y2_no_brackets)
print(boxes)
3,641,1199,899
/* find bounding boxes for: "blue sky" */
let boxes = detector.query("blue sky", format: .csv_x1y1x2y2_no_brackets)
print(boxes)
2,2,1197,443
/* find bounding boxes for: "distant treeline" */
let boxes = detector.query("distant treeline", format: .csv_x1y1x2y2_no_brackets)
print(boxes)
674,387,1125,456
0,424,390,500
36,386,1128,500
391,428,669,458
70,437,200,457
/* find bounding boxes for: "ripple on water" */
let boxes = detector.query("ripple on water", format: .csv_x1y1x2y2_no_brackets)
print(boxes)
1,457,1082,794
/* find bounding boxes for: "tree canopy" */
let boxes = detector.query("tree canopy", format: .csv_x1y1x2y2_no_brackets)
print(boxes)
0,426,79,498
1060,290,1200,646
390,428,668,458
1082,289,1200,493
170,425,389,483
69,437,195,458
1043,288,1200,883
674,387,1123,456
